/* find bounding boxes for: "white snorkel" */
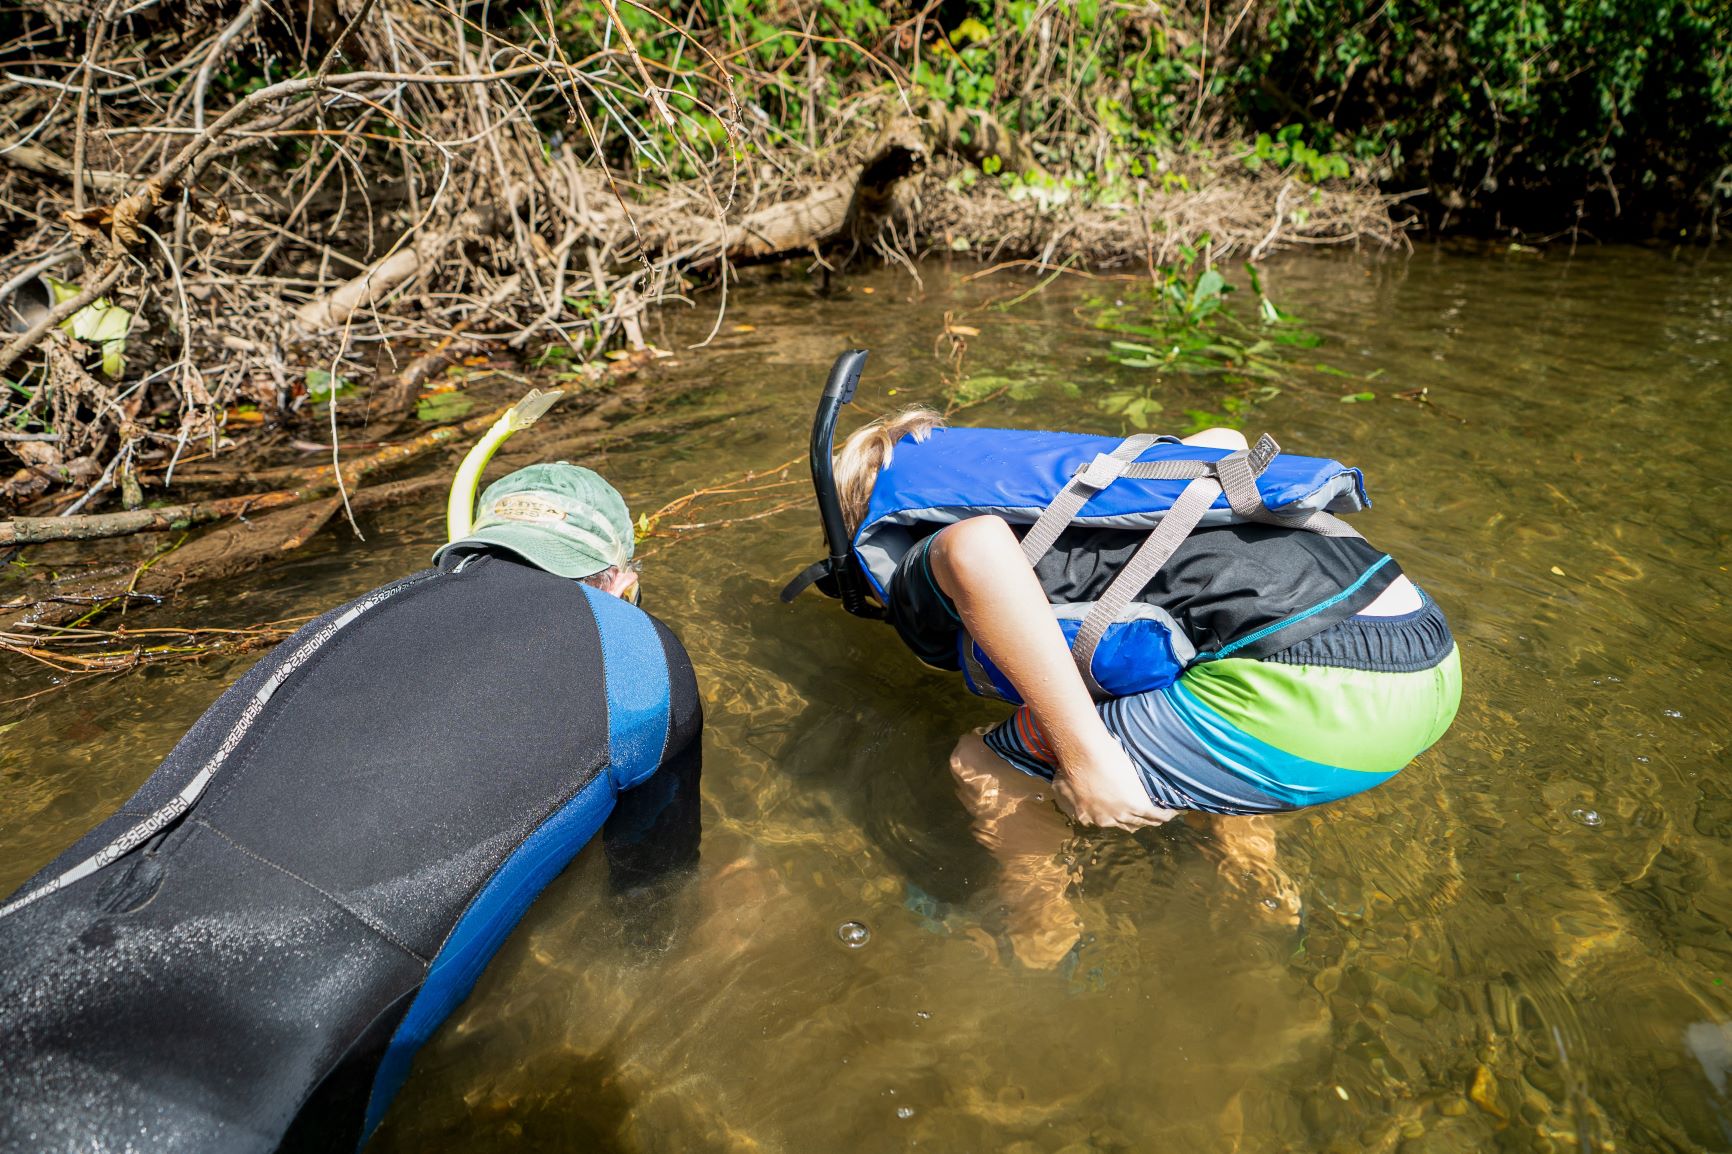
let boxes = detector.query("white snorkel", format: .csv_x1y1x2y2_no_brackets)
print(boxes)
445,388,566,542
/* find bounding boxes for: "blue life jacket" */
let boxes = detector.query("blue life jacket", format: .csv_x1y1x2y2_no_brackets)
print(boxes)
854,426,1373,702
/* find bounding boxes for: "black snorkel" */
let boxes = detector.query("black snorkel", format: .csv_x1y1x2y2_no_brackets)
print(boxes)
779,348,884,618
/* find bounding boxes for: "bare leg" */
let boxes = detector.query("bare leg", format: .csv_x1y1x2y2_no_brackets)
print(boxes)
949,732,1083,969
1192,813,1302,927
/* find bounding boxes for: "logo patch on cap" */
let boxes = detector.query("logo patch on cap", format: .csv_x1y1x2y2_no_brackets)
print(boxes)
487,493,567,523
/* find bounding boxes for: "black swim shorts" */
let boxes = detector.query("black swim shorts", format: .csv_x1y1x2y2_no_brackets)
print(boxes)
884,530,964,671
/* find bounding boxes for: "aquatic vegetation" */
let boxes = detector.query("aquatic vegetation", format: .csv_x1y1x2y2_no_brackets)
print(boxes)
1087,245,1324,431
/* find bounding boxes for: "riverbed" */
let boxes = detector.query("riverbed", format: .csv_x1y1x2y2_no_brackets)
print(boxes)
3,245,1728,1152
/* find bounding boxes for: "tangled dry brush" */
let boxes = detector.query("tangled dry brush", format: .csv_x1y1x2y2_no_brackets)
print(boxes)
0,0,1400,513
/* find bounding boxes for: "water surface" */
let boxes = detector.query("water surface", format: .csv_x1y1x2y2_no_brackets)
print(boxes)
3,246,1729,1152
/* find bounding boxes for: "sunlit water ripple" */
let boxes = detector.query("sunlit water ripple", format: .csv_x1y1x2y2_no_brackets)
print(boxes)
2,246,1728,1152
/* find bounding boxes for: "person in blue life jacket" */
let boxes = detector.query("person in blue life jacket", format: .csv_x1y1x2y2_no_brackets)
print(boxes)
784,352,1460,958
0,417,703,1153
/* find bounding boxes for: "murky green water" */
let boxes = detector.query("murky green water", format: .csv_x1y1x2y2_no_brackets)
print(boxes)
3,246,1730,1152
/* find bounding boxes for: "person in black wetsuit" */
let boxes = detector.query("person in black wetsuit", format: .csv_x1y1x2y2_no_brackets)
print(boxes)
0,462,703,1154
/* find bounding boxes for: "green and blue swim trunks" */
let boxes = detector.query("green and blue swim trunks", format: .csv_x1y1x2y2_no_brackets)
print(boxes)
883,521,1461,815
982,595,1462,814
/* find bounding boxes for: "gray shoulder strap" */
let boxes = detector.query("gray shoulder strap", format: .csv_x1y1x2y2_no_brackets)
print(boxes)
1068,436,1359,695
1069,472,1222,697
1019,434,1188,565
1011,432,1363,696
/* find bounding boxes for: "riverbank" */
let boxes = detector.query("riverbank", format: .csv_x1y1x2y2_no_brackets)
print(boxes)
0,0,1416,522
2,0,1724,574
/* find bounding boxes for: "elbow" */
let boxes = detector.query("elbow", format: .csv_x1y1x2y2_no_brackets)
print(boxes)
931,515,1021,596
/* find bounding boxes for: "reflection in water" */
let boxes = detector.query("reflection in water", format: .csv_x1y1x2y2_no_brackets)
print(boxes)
3,247,1730,1152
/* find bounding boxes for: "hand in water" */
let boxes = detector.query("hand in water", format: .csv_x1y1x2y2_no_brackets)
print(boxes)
1053,739,1176,830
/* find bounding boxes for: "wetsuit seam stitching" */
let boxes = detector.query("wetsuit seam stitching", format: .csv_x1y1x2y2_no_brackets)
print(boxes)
191,818,431,965
200,571,443,811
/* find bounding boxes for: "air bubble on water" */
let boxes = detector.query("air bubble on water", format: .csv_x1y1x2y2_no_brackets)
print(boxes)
1637,756,1649,763
836,920,870,948
1262,897,1281,911
896,1107,915,1120
1569,807,1603,828
915,1009,932,1020
1665,709,1683,718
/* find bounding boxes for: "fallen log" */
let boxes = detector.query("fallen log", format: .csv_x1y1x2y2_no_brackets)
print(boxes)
922,102,1049,181
290,207,501,333
681,115,930,267
650,104,1044,270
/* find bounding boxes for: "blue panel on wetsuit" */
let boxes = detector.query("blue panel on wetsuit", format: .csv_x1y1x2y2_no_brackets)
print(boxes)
583,585,673,790
359,773,616,1143
359,583,678,1145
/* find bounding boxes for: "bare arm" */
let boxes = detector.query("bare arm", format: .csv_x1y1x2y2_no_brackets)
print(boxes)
928,516,1169,829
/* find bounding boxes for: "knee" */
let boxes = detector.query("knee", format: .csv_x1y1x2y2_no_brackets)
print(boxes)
1182,427,1249,452
949,730,996,790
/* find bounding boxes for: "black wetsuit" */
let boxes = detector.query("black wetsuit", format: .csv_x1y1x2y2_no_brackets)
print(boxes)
0,551,702,1153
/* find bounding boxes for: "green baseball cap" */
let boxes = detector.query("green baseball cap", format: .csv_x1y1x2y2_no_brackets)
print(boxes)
435,462,633,578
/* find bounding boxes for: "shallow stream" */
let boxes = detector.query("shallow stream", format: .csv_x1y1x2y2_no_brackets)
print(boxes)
3,246,1729,1153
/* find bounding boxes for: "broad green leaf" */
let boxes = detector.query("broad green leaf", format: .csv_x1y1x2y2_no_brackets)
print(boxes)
44,275,83,305
1190,269,1226,309
84,303,132,344
950,16,990,43
417,392,475,421
306,368,358,400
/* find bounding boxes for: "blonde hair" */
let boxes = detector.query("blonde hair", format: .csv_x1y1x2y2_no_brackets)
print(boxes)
835,407,947,535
